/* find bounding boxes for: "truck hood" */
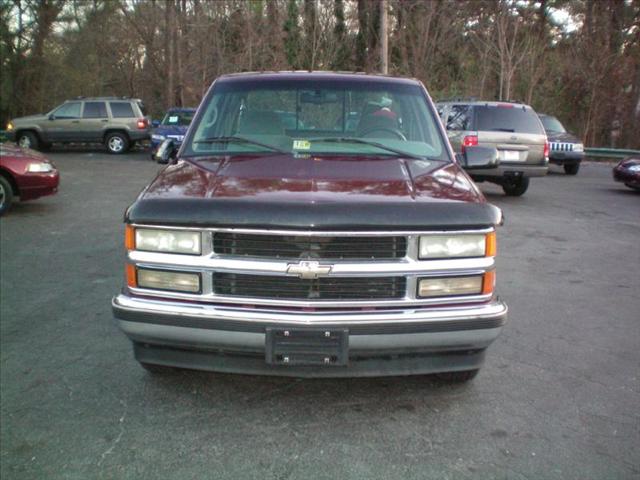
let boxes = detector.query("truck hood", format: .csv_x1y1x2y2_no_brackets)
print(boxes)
545,131,581,144
127,154,501,230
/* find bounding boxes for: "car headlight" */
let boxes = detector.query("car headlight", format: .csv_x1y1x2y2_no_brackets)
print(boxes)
152,134,166,141
418,232,495,259
6,122,13,131
573,143,584,152
136,267,201,293
27,162,54,173
628,164,640,173
130,227,202,255
418,275,485,298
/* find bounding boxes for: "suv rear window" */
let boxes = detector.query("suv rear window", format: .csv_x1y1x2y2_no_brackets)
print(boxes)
109,102,135,118
475,106,543,134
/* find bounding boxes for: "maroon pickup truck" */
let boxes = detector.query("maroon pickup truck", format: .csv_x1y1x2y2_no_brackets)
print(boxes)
113,72,507,381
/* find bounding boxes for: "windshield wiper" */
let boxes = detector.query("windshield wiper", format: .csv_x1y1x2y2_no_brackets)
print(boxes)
310,137,430,160
488,128,515,132
193,135,289,154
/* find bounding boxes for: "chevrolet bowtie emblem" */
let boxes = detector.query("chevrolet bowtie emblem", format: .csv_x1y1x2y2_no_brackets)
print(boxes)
286,261,333,280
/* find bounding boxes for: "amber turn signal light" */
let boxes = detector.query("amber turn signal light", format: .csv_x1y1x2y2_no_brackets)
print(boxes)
126,264,137,288
125,225,135,250
485,232,496,257
482,270,496,295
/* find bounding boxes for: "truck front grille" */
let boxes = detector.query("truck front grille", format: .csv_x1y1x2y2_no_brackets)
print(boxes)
551,142,574,152
213,233,407,260
213,273,406,300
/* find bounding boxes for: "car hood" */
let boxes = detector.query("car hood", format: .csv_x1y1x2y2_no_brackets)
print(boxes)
546,131,581,143
154,125,189,137
127,154,501,230
11,114,48,124
0,143,48,161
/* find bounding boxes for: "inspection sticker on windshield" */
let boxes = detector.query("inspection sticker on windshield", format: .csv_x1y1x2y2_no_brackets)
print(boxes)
293,140,311,150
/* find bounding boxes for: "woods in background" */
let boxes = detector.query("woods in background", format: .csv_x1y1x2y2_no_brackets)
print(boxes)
1,0,639,148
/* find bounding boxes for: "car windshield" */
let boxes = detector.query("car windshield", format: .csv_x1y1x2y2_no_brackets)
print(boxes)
183,78,448,160
162,111,194,126
475,105,544,135
539,115,566,133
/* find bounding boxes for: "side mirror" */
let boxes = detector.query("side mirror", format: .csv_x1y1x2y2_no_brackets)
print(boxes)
151,119,161,128
155,139,177,164
457,146,499,170
48,114,55,121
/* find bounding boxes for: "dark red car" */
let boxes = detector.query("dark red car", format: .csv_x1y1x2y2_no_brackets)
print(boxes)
0,143,59,215
113,72,507,381
613,156,640,191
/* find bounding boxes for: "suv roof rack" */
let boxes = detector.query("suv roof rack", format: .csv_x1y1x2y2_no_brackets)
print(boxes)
437,96,479,103
69,96,137,101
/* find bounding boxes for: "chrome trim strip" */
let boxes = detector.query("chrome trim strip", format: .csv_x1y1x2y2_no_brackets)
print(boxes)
128,251,495,275
129,224,494,237
113,294,507,326
126,283,492,308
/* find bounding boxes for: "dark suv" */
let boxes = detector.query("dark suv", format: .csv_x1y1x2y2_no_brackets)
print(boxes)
538,114,584,175
6,97,150,154
437,100,549,196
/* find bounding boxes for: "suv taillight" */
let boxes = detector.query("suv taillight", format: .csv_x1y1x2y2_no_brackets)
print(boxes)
544,140,550,159
461,135,478,153
137,118,148,129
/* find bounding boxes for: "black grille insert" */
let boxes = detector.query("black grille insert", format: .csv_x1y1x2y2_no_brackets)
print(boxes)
213,233,407,260
213,273,406,300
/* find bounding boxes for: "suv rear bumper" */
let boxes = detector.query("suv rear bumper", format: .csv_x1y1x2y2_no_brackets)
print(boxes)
468,163,548,179
113,294,507,377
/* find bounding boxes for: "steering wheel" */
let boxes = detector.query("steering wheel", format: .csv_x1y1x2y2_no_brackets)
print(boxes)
359,127,407,141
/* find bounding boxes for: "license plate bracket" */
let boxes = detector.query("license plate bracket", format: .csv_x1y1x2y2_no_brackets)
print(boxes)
266,328,349,366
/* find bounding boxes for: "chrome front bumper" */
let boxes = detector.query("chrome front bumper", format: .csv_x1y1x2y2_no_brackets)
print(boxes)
113,294,507,377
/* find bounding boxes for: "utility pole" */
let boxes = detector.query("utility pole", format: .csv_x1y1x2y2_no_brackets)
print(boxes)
380,0,388,74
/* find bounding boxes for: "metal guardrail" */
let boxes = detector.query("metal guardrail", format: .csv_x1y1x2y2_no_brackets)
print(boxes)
585,147,640,159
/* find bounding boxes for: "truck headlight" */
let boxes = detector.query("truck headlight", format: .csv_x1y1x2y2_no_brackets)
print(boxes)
418,232,495,259
136,268,201,293
133,227,201,255
417,272,494,298
27,162,54,173
573,143,584,152
6,122,14,131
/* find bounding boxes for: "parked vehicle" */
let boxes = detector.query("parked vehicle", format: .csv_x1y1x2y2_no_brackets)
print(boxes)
538,113,584,175
150,108,196,160
5,97,150,154
0,143,59,215
115,72,507,381
436,100,549,196
613,156,640,191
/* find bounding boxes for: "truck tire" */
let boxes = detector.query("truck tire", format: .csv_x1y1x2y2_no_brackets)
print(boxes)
105,132,130,154
502,177,529,196
0,176,14,216
435,369,479,383
563,164,580,175
16,131,39,150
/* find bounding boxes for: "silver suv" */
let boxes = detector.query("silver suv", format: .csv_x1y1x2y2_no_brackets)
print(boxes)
436,100,549,196
6,97,150,154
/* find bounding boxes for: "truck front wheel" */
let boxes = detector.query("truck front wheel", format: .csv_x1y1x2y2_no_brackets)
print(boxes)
17,131,39,150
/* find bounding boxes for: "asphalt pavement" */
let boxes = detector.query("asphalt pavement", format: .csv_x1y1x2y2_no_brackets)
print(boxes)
1,149,639,479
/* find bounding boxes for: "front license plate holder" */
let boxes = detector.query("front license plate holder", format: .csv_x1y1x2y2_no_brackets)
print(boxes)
266,328,349,367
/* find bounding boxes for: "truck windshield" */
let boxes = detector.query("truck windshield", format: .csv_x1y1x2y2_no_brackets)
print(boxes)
183,79,448,160
162,111,194,126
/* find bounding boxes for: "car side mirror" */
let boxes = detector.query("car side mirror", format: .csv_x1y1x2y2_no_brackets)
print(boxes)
457,146,499,170
151,119,160,128
155,139,177,164
48,114,55,121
